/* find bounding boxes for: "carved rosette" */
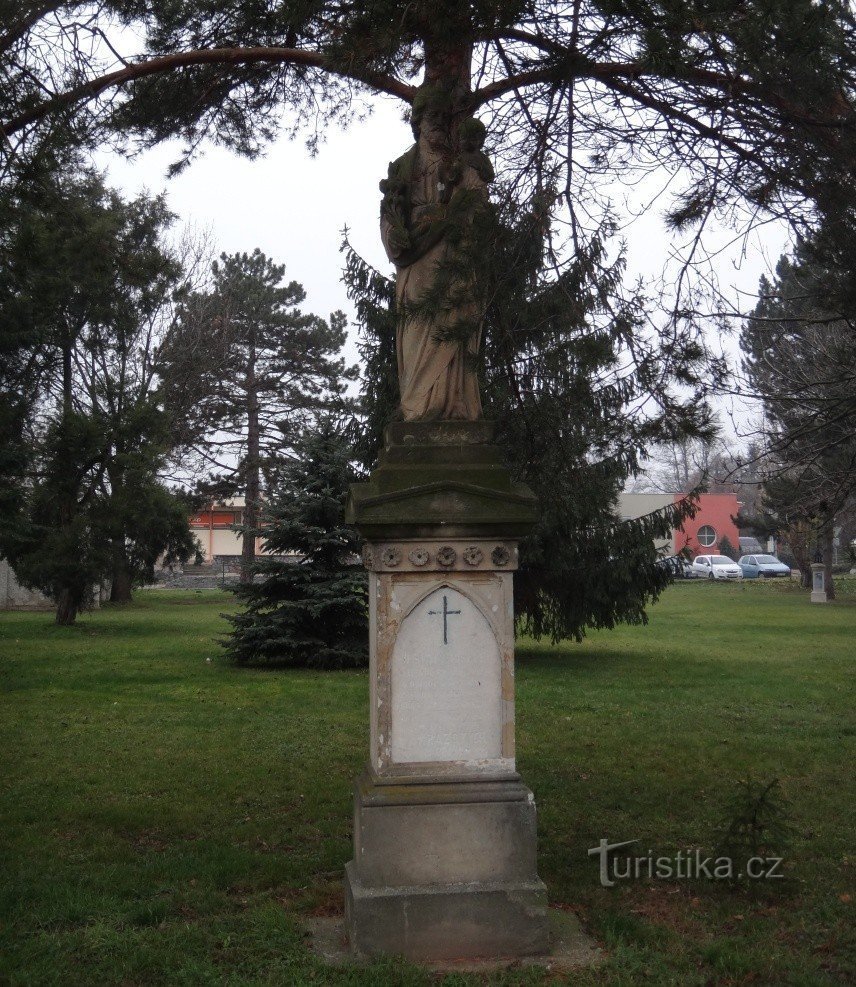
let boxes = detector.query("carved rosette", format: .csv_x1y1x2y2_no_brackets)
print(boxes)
436,546,457,567
361,540,518,573
491,545,511,567
381,546,402,568
463,546,483,566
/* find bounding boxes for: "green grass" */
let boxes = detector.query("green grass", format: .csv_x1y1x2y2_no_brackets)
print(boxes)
1,581,854,985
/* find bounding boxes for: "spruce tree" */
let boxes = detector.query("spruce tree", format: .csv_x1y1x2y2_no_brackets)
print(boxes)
344,191,711,642
224,420,368,668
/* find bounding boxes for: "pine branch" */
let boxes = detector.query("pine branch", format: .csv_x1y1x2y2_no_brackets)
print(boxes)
2,45,415,138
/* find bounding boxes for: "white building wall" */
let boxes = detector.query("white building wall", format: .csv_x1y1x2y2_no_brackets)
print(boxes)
616,492,676,555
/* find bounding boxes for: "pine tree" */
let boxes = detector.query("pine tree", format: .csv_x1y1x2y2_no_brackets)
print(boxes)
3,3,853,330
344,191,710,642
165,248,355,583
740,236,856,598
5,4,853,214
224,420,368,668
5,2,855,628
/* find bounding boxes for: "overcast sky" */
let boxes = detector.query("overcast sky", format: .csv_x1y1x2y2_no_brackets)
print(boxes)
99,98,407,365
97,96,792,446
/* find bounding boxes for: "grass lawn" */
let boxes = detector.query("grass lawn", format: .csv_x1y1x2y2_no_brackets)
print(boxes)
1,580,854,985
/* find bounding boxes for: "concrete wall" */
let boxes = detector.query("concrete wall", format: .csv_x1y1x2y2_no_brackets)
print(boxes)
0,559,53,610
0,559,107,611
617,493,675,554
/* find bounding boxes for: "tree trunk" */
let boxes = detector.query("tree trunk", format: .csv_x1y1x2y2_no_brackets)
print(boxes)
55,338,78,625
110,542,133,603
408,1,474,147
55,587,78,626
823,521,836,600
789,524,812,588
240,331,260,585
107,467,133,603
62,336,73,421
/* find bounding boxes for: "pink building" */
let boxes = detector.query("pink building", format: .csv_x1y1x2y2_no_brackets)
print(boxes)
619,491,742,558
673,492,741,557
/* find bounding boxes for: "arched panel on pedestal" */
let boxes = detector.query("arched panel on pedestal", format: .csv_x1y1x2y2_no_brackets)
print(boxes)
390,585,502,764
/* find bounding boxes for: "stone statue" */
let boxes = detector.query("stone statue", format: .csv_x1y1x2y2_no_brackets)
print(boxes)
380,90,494,421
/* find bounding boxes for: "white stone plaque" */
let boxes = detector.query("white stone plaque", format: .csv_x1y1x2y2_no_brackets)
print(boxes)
391,586,502,763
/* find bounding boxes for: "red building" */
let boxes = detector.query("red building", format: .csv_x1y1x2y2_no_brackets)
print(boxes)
619,491,742,559
673,492,740,557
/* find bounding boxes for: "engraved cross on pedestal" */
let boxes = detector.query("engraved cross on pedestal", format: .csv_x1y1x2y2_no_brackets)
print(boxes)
428,594,462,645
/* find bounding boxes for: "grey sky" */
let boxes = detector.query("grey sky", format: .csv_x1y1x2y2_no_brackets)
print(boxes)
98,96,791,446
100,98,407,366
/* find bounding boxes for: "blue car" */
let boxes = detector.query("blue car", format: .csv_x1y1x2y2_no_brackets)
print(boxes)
738,554,791,579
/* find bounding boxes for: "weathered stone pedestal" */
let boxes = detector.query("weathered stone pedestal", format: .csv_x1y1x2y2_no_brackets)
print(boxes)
344,421,549,962
810,562,827,603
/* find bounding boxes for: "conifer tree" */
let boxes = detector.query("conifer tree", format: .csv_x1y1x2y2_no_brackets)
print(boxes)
3,2,853,261
224,420,368,668
0,165,197,622
344,190,709,642
4,2,855,628
740,235,856,598
166,249,355,583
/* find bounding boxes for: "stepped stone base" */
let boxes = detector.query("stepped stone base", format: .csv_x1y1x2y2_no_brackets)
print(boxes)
309,909,604,973
345,865,549,961
345,774,549,962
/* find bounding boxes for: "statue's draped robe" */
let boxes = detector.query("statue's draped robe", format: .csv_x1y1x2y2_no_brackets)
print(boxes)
381,136,485,421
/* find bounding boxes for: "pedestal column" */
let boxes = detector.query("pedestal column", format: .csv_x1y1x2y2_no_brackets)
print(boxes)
345,421,549,961
810,562,827,603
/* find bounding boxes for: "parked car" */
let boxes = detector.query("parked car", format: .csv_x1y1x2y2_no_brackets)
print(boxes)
655,557,696,579
678,559,697,579
738,536,765,555
738,554,791,579
691,554,743,580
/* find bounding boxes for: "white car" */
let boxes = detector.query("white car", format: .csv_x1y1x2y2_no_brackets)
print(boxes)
691,554,743,580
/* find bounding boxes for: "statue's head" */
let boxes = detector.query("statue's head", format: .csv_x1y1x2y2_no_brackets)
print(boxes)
458,117,487,152
410,85,452,146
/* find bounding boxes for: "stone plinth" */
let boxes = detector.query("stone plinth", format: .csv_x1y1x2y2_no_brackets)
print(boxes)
344,422,548,962
810,562,827,603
